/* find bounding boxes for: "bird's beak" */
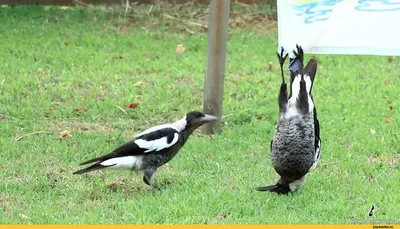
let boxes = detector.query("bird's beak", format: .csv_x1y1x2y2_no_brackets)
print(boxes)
199,114,218,123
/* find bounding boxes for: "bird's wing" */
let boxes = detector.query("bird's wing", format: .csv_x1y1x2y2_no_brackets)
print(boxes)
133,127,180,153
303,59,318,94
314,106,321,159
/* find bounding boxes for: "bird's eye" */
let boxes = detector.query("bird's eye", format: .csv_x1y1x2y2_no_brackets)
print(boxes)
196,113,203,118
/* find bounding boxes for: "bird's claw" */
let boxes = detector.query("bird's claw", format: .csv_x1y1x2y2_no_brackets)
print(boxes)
293,44,304,62
276,46,289,67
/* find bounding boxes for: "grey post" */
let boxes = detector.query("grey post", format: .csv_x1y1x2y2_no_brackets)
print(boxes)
202,0,230,134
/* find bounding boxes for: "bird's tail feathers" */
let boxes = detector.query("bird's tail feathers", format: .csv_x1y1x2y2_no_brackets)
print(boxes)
74,152,116,174
256,183,291,194
257,184,278,191
73,163,115,175
79,153,114,166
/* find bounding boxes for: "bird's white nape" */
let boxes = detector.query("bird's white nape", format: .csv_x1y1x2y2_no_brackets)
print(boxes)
172,116,187,132
100,156,142,169
134,132,179,153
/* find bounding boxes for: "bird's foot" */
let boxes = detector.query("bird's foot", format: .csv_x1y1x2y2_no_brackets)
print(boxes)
276,46,289,67
293,44,304,63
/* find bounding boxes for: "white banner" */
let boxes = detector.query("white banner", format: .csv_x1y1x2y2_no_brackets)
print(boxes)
277,0,400,56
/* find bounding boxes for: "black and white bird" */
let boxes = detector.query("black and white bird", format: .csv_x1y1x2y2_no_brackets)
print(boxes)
73,111,217,187
257,45,321,194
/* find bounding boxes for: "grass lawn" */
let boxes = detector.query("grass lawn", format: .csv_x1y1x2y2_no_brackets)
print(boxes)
0,4,399,224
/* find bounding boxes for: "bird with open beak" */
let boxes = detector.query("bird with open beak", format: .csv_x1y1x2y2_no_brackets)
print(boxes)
257,45,321,194
73,111,217,188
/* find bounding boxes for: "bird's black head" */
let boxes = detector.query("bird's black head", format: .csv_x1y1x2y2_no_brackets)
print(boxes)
183,111,217,131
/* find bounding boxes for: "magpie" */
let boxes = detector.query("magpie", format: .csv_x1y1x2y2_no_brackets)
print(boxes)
257,45,321,194
73,111,217,187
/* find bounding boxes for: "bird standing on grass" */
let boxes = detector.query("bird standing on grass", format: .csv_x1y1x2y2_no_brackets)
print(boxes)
73,111,217,188
257,45,321,194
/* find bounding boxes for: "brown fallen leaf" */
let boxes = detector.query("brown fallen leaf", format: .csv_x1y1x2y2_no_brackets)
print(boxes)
368,175,374,181
133,81,145,87
107,181,126,192
266,61,274,72
126,103,140,109
0,115,7,120
49,181,57,189
59,130,71,139
59,168,66,173
73,107,88,113
389,106,393,110
176,44,185,55
46,172,56,179
107,138,116,143
205,153,212,158
385,117,391,123
119,56,123,59
142,51,149,56
258,80,265,84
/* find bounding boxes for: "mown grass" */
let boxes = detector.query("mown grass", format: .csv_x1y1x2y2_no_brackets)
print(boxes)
0,4,399,224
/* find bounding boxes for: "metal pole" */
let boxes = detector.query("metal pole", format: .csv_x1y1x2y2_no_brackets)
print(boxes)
202,0,230,135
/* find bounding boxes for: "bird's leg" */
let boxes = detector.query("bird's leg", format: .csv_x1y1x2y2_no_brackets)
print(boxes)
296,74,309,114
276,47,289,113
276,46,289,83
143,168,156,188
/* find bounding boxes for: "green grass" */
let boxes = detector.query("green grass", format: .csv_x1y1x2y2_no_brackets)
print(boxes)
0,4,399,224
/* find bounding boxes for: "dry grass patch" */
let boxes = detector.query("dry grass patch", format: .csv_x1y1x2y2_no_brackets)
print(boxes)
367,155,400,166
50,120,116,133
